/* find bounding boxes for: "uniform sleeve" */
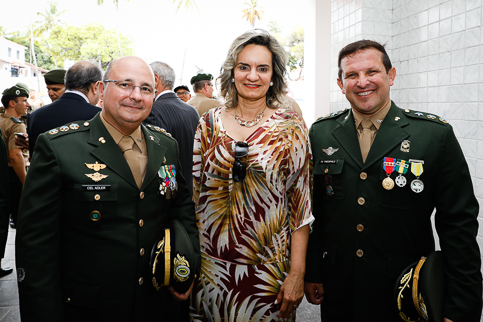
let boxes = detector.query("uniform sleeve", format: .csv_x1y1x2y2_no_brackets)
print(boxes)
169,138,201,274
434,125,482,321
7,122,26,151
15,134,64,322
286,116,313,234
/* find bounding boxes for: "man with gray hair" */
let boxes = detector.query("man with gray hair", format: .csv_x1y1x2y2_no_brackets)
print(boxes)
27,61,102,157
144,61,199,197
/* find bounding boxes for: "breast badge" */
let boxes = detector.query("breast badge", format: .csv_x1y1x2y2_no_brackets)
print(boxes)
85,161,107,171
400,140,410,153
322,147,339,156
85,172,109,182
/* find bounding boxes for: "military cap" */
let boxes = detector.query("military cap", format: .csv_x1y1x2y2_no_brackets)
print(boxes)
150,220,197,294
44,69,66,85
394,251,445,322
190,72,212,85
173,85,190,93
2,83,30,98
16,82,30,92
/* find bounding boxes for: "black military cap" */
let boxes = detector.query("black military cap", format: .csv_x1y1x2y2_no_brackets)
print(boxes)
150,220,197,294
44,69,66,85
174,85,190,93
2,83,29,98
190,73,212,85
394,251,445,322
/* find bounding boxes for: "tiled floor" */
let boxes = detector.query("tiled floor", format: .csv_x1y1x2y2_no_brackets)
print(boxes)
0,227,320,321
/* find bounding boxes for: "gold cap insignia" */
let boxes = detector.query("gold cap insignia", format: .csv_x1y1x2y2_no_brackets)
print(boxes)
85,161,107,171
85,172,109,182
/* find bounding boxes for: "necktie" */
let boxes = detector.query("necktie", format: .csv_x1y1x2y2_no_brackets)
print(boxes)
119,136,142,188
360,119,373,163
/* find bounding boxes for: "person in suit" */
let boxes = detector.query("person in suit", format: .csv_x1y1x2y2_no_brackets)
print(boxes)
44,69,66,103
304,40,482,322
187,72,220,116
174,85,191,103
27,61,102,157
0,124,12,277
15,56,200,322
144,61,199,198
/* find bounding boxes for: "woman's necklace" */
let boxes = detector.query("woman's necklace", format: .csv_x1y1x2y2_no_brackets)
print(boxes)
234,106,267,127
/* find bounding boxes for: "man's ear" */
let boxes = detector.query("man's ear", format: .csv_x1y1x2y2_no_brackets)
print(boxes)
91,81,100,95
337,78,345,94
154,74,160,89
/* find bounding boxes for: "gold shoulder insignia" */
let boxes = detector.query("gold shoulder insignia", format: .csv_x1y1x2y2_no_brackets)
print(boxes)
85,161,107,171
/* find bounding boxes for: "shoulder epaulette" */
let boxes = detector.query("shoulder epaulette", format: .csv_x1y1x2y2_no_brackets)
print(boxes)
314,108,349,123
145,124,174,140
47,121,89,138
10,117,23,124
402,109,449,125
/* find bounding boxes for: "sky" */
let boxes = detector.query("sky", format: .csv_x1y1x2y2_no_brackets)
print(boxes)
2,0,307,88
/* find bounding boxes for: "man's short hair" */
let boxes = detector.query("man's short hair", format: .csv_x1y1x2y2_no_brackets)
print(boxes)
192,79,211,93
150,61,175,90
1,96,19,108
337,39,392,82
65,61,102,94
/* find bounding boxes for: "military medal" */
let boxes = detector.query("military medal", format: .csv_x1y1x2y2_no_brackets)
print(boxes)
410,161,424,193
325,175,334,196
158,165,178,199
382,157,396,190
395,159,409,187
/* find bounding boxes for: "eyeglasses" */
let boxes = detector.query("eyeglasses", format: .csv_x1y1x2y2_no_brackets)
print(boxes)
233,141,249,182
176,91,190,96
104,80,156,96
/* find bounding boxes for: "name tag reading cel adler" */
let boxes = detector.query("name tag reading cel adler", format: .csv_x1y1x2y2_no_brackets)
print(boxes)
82,185,111,191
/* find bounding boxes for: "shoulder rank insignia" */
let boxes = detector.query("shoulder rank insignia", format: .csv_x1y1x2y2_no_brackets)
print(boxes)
49,129,59,135
70,123,79,130
59,126,69,132
85,161,107,171
86,172,108,182
10,117,23,124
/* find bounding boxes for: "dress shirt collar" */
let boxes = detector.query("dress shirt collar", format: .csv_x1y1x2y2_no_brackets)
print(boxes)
100,113,144,152
65,90,90,104
353,99,392,130
155,89,174,101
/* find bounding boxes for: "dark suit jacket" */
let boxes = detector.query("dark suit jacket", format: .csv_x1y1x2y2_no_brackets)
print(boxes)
16,114,200,322
27,92,101,157
306,102,482,321
144,92,199,196
0,127,9,258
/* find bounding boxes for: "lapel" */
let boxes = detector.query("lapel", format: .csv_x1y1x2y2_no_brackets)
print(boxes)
141,124,166,190
332,109,363,167
332,102,410,169
88,114,137,188
363,102,410,169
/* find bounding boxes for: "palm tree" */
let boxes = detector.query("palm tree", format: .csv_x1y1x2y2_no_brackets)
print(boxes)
242,0,264,28
36,1,66,37
97,0,126,56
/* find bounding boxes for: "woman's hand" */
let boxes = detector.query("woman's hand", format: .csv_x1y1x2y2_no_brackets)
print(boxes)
276,271,305,319
168,274,197,301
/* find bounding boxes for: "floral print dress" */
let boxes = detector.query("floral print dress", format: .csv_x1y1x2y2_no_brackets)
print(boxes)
190,107,313,322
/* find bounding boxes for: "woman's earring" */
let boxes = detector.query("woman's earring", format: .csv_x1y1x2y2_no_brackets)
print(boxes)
232,78,235,83
270,81,273,86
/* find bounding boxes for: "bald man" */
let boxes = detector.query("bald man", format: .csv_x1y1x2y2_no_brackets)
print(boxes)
27,61,103,157
16,56,200,322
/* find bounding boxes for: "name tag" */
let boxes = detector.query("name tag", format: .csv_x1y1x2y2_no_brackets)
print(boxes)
82,185,111,191
320,160,338,164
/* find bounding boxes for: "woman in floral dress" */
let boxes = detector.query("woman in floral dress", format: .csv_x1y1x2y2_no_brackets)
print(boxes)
190,29,313,322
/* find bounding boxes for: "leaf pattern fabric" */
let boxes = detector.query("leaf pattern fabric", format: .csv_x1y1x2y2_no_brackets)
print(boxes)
190,107,313,321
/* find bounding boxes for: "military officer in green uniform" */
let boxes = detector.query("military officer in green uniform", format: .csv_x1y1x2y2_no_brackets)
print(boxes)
0,84,30,229
16,56,200,322
304,40,482,322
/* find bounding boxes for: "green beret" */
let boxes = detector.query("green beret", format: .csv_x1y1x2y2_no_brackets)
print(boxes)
2,84,29,98
190,73,212,85
44,69,66,85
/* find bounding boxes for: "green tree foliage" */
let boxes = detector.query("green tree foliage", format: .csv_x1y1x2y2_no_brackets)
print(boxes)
36,1,66,37
6,31,55,70
45,23,133,68
286,26,304,72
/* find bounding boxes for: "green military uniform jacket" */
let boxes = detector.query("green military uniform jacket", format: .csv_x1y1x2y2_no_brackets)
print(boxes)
16,113,200,322
306,102,482,321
